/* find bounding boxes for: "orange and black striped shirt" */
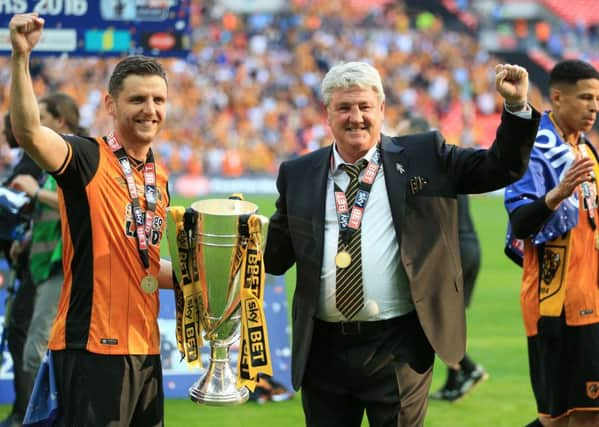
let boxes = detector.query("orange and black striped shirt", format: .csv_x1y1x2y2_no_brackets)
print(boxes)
48,135,169,355
520,163,599,337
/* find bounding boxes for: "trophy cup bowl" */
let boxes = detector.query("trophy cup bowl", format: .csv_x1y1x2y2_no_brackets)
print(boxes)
188,198,260,406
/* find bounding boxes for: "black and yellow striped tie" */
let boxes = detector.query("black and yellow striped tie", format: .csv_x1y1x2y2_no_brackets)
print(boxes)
336,160,367,319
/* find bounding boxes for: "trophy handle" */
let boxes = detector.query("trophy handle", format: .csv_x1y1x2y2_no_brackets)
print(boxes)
256,214,269,251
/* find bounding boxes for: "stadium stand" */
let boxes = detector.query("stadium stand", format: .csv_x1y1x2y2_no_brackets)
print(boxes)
541,0,599,26
0,0,595,180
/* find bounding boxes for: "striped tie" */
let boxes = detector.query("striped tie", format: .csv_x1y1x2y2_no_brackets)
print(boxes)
336,160,367,319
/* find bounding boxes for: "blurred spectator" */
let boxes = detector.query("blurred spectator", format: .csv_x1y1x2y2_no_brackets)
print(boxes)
514,18,530,48
0,1,555,177
535,20,552,49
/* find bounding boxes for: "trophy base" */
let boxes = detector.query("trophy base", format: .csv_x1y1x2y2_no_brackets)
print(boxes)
188,360,249,406
189,380,249,406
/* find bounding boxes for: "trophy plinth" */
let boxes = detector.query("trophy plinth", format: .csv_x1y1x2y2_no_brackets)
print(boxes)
189,342,249,405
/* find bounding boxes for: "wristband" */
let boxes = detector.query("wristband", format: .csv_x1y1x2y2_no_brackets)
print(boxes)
32,187,40,201
504,100,527,112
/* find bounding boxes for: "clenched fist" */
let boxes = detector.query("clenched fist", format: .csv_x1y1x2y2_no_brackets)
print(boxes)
9,13,45,55
495,64,529,107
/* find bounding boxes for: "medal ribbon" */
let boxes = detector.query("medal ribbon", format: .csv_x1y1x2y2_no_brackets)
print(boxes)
237,214,272,391
106,132,157,270
332,146,381,248
578,141,599,231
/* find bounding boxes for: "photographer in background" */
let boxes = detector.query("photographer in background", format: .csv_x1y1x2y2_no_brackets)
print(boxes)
0,112,43,427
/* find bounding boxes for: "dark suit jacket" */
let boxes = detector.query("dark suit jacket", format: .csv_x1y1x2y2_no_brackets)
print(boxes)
264,109,540,390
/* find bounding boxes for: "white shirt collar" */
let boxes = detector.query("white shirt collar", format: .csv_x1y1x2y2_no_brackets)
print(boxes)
331,143,379,173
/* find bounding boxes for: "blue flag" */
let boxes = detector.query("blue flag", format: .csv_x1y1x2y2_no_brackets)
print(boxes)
23,351,59,427
504,112,580,265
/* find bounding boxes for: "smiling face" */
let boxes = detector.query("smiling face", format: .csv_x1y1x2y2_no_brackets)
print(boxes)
552,78,599,137
326,85,385,163
105,74,167,158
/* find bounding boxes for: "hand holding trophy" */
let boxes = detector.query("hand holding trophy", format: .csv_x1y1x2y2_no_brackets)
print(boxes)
166,195,271,405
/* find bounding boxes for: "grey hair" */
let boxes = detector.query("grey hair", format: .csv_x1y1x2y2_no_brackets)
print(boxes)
320,61,385,107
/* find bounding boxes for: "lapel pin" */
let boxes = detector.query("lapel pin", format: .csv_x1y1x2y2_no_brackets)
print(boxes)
395,163,406,174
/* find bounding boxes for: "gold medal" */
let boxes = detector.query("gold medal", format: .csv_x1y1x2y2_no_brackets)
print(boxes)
335,251,352,268
141,275,159,294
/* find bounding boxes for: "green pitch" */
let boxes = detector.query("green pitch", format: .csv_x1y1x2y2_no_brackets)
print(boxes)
0,194,535,426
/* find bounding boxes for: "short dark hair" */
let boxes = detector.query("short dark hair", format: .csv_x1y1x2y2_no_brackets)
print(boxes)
108,55,167,97
549,59,599,88
39,92,89,136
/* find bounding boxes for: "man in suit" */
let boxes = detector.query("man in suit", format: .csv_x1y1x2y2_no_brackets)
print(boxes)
264,61,540,426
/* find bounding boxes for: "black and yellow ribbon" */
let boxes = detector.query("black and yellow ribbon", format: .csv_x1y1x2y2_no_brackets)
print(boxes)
166,206,204,367
237,214,272,391
166,206,186,360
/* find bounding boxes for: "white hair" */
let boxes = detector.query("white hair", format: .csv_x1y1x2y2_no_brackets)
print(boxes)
320,61,385,106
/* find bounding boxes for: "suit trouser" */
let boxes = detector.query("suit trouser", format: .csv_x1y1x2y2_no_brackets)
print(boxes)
301,311,434,427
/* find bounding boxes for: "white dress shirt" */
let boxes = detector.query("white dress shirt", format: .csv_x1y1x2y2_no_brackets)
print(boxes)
317,143,414,322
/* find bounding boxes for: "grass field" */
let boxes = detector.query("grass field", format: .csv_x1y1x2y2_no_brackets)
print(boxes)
0,194,536,426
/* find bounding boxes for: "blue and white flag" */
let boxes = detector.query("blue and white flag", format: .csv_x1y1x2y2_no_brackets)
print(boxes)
504,112,580,265
23,351,59,427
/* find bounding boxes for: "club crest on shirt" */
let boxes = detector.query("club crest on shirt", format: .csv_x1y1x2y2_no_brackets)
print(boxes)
587,382,599,400
540,249,561,285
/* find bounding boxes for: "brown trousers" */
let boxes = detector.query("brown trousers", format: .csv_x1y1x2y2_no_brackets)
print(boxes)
301,311,434,427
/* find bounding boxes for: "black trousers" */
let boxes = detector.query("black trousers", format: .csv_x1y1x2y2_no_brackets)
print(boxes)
302,311,434,427
459,236,480,308
6,267,35,419
52,350,164,427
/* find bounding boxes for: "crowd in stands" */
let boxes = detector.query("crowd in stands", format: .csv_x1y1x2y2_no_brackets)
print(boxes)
461,0,599,70
537,0,599,61
0,0,585,179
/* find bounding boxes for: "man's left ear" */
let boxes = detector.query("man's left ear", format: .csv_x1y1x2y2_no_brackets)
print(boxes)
323,105,331,125
105,94,115,116
549,88,560,107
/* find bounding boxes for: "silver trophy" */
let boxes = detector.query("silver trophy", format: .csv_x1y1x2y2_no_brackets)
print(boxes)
172,198,266,406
